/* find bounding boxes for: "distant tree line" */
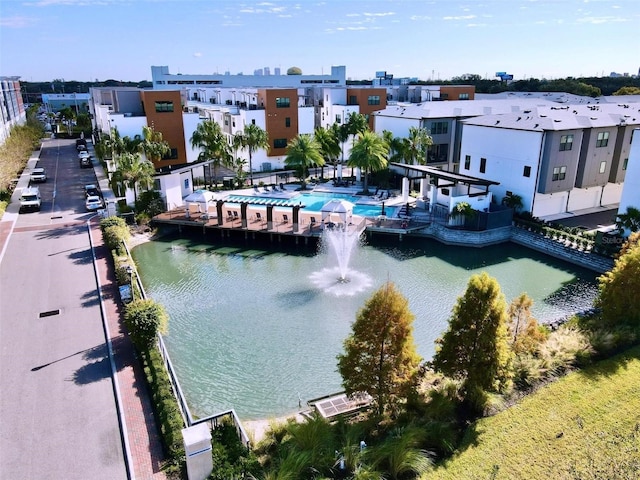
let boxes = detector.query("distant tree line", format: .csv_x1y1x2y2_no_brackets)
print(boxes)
349,74,640,97
20,74,640,103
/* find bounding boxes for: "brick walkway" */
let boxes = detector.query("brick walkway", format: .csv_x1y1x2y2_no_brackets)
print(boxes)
90,219,167,480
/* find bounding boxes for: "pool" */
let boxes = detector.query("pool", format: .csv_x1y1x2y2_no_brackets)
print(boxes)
227,191,391,217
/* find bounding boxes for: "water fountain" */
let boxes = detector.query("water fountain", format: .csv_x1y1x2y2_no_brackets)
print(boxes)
308,223,372,296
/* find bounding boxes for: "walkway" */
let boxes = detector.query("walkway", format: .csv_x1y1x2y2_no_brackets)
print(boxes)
0,139,167,479
91,218,167,480
86,140,168,479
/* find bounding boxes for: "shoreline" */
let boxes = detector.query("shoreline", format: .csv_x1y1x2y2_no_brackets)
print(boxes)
242,412,308,444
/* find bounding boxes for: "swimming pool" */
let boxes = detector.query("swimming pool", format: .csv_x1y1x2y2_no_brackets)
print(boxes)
227,191,390,217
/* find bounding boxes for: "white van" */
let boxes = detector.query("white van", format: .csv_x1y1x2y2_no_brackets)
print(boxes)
19,186,41,213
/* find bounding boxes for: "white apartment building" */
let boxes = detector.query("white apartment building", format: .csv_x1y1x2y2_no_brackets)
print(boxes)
459,102,640,218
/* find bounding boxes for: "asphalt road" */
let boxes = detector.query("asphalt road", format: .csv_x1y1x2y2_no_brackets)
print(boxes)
0,138,127,479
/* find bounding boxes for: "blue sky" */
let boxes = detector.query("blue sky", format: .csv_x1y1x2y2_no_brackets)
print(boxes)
1,0,638,83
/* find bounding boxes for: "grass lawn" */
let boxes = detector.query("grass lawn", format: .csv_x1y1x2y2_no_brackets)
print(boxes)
428,345,640,480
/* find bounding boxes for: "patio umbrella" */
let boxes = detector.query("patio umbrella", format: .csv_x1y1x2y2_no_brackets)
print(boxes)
184,189,215,206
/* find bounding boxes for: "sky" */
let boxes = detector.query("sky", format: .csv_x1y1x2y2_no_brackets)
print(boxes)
1,0,639,83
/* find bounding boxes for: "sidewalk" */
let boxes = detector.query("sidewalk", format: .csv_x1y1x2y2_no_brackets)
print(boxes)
91,218,168,480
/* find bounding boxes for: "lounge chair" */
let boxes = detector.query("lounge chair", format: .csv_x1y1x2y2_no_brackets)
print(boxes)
202,205,217,220
282,214,289,224
280,183,286,191
309,216,318,230
253,185,260,193
255,212,262,222
227,211,235,222
263,185,270,193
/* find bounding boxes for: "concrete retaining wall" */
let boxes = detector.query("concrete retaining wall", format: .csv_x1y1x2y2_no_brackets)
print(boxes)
510,227,614,274
399,224,614,274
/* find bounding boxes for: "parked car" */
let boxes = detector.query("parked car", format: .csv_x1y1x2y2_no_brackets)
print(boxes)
78,150,90,160
79,156,92,168
85,195,104,211
19,186,41,212
84,184,102,198
30,167,47,183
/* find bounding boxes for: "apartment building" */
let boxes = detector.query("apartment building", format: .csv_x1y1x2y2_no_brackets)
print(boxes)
151,65,347,89
90,87,193,168
459,102,640,218
0,76,26,146
373,98,561,167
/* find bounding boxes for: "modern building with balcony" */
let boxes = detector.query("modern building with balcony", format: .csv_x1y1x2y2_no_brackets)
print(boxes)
458,102,640,218
1,76,26,146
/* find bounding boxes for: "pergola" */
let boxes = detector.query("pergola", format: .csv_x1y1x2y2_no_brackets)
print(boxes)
389,163,499,197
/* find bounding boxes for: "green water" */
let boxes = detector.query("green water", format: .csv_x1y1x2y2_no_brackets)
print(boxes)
132,235,597,420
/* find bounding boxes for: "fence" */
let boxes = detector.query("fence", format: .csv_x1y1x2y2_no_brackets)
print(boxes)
123,241,252,448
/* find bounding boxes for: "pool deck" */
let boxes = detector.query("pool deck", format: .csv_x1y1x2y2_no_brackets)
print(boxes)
152,185,417,239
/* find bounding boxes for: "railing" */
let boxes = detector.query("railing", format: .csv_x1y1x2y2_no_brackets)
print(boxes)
124,240,252,447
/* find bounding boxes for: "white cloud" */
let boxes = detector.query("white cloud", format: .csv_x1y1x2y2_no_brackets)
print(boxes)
0,15,38,27
193,52,202,58
443,15,477,21
576,15,628,24
362,12,395,17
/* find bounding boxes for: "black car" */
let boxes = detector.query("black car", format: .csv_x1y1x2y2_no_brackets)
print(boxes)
84,184,102,198
79,156,92,168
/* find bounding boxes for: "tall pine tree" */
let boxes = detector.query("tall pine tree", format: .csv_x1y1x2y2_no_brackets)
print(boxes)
432,272,513,395
337,282,421,416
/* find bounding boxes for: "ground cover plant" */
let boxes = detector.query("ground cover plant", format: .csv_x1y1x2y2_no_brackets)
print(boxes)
427,345,640,480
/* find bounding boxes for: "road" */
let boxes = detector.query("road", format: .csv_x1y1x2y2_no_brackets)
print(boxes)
0,138,127,479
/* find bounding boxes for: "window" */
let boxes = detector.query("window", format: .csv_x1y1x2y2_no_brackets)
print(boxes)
184,178,190,189
552,165,567,181
251,119,256,125
275,97,290,108
599,161,607,174
285,117,291,128
464,155,471,170
349,95,357,105
560,134,573,151
274,138,287,149
458,93,469,100
480,158,486,173
523,166,531,177
335,114,341,124
623,158,629,170
367,95,380,105
431,121,448,135
155,101,174,112
596,131,609,147
163,148,178,160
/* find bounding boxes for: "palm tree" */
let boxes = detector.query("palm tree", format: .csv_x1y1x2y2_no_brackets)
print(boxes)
314,126,341,179
405,126,433,165
347,112,370,137
383,130,411,164
190,120,232,188
616,206,640,233
284,134,324,190
111,152,156,205
138,125,171,166
239,124,270,185
347,130,389,195
336,113,370,170
366,426,432,480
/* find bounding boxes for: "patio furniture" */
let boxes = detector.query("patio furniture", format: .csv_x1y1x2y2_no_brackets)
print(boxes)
282,214,289,224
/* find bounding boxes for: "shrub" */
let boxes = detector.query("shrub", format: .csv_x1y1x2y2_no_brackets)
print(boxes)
102,224,129,255
123,299,168,351
143,347,185,464
100,215,127,231
538,326,593,374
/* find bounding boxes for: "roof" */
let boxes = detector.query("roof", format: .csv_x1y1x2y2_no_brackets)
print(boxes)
389,163,500,187
462,102,640,132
